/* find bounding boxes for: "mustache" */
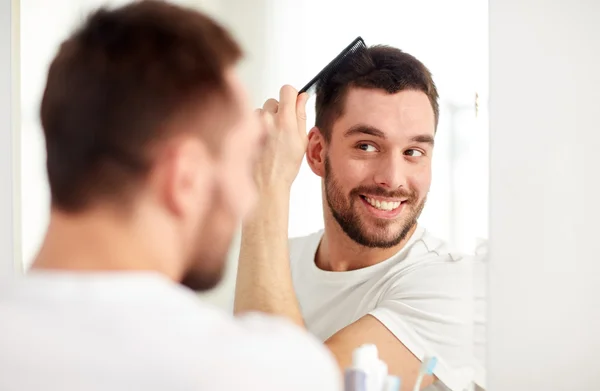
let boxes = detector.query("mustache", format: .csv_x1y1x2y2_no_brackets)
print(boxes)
350,186,418,202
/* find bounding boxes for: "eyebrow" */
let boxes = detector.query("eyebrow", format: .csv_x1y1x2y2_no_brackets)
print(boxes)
344,124,435,147
343,124,386,139
411,134,435,147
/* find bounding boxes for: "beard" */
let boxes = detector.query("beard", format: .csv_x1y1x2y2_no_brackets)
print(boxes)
324,157,426,248
180,186,237,292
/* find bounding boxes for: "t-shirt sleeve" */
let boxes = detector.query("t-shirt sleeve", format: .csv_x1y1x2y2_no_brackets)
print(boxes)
232,312,343,391
368,256,476,391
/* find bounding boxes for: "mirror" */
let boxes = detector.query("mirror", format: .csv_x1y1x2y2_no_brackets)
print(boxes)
220,1,489,390
18,0,488,390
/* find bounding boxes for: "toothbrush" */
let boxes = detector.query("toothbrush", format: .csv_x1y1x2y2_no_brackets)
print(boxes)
412,356,437,391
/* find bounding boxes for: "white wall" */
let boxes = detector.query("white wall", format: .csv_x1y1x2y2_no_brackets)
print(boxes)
488,0,600,389
0,0,20,280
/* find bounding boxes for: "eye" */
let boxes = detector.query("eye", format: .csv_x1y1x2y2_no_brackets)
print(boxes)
357,143,378,152
405,149,424,157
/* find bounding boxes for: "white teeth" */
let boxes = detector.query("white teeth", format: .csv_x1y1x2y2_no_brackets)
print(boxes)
365,197,401,211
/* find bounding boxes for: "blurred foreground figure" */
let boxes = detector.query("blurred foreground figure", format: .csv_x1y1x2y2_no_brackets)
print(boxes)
0,2,340,390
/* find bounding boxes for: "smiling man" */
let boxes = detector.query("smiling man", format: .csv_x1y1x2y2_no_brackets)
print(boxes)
235,45,477,391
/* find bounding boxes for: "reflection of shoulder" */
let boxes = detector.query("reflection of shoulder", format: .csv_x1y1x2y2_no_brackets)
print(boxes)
288,230,323,261
177,310,342,390
387,228,477,290
226,314,342,391
415,228,481,263
288,230,323,247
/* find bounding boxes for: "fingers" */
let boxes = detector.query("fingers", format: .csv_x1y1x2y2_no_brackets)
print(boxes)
262,98,279,114
296,92,309,137
254,108,268,139
262,85,306,136
262,111,275,134
279,84,298,116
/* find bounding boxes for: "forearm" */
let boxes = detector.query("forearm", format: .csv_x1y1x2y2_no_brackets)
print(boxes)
233,188,304,327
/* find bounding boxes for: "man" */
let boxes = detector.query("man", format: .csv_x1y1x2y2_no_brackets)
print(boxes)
235,45,477,390
0,2,341,391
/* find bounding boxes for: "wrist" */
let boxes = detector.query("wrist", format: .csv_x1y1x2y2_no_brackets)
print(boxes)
257,183,292,201
243,185,290,222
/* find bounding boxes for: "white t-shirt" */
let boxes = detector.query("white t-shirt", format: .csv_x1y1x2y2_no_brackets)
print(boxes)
290,225,481,391
0,271,341,391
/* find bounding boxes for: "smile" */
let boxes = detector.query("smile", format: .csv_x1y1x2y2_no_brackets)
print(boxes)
360,195,405,212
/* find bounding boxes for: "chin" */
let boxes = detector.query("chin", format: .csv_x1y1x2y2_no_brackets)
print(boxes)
362,231,402,247
359,208,404,227
180,264,226,292
355,217,415,248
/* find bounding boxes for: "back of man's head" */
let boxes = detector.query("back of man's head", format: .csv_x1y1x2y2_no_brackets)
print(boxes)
41,0,241,212
315,45,439,141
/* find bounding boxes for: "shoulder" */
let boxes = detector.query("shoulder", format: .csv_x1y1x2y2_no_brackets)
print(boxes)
289,230,323,249
288,230,323,261
161,302,341,390
370,230,479,390
222,313,342,390
378,228,478,316
396,228,477,283
413,227,473,262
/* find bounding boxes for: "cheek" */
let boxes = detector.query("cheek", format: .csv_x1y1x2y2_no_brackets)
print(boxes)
409,164,432,195
329,154,373,190
219,139,258,218
219,157,256,218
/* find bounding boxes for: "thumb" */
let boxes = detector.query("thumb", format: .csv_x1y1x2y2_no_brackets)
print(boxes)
296,92,310,136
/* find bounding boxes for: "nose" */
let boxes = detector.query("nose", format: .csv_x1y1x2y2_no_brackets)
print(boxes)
373,151,409,190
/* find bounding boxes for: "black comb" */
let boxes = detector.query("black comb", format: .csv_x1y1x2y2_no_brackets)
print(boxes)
298,36,367,96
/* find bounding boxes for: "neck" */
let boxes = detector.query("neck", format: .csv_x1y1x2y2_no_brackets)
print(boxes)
31,205,181,281
316,213,417,272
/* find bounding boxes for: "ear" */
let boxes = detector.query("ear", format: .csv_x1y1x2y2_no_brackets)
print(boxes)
160,137,213,220
306,126,326,178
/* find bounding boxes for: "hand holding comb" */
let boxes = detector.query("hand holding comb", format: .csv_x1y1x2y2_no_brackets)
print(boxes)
298,36,367,96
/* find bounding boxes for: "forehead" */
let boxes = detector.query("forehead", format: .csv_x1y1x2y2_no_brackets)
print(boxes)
333,87,436,138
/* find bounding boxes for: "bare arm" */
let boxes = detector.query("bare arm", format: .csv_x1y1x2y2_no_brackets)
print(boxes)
234,186,304,326
325,315,435,391
233,85,308,326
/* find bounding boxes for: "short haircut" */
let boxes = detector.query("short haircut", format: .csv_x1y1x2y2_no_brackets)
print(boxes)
40,0,242,212
315,45,439,141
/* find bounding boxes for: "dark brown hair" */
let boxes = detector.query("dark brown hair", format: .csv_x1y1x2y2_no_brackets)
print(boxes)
40,0,242,212
315,45,439,141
